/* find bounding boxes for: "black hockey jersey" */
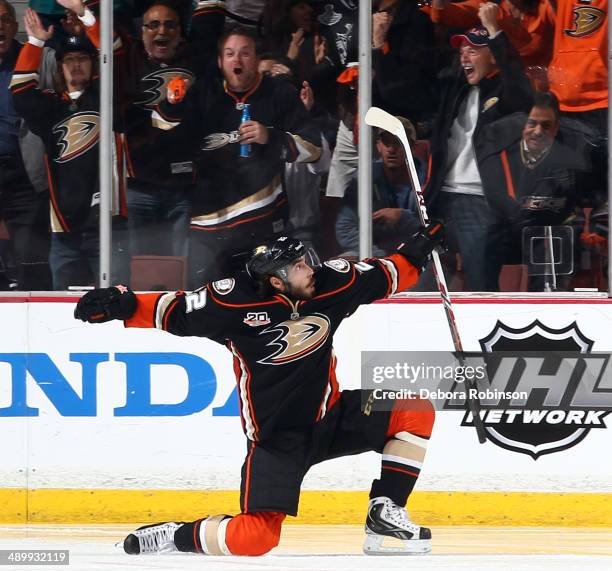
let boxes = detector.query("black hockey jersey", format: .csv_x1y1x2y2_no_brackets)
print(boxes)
10,43,108,232
155,75,321,232
125,253,419,441
83,3,222,190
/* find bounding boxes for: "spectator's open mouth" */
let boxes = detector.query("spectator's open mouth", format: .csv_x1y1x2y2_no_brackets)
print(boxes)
0,34,7,49
463,64,475,80
233,67,243,75
153,37,170,50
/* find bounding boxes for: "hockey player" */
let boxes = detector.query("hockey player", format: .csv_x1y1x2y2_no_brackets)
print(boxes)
74,223,443,556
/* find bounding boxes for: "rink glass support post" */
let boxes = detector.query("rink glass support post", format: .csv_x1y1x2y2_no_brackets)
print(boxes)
99,1,114,287
358,0,373,260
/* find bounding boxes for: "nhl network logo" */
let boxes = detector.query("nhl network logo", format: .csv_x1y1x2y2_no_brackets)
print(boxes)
461,320,610,459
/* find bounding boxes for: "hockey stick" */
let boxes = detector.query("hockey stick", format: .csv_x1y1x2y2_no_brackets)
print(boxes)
365,106,487,444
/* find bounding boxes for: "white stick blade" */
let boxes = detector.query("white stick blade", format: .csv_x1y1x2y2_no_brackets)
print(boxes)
364,107,403,136
365,107,412,162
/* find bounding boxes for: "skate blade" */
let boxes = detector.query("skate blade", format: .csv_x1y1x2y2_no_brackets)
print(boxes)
363,534,431,556
113,540,176,555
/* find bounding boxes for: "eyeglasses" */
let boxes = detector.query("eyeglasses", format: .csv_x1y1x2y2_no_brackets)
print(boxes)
142,20,179,31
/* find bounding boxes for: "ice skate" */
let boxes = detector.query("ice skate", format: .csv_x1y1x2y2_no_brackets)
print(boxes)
364,497,431,555
121,521,182,554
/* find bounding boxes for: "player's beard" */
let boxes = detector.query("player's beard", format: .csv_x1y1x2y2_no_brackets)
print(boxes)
287,277,316,300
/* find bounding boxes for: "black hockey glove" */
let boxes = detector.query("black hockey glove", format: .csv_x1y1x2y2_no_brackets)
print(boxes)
397,221,445,271
74,286,137,323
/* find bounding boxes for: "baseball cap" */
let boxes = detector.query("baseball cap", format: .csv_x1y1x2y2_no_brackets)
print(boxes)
55,35,97,61
450,26,490,49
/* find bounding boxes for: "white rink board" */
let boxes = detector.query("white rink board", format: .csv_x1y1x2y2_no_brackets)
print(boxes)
1,298,612,492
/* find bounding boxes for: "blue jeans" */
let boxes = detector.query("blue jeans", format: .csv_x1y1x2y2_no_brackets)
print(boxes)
49,230,99,290
0,155,51,290
126,185,192,258
438,192,497,292
49,219,131,290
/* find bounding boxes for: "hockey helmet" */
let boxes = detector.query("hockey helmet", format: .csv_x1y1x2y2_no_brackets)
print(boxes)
246,236,320,282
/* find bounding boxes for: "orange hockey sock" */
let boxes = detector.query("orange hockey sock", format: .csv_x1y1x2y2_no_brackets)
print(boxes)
225,512,286,556
174,511,285,556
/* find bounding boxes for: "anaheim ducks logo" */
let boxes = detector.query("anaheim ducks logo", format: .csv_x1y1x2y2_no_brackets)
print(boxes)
136,68,195,107
258,314,330,365
52,112,99,163
482,97,499,112
202,131,240,150
565,6,606,38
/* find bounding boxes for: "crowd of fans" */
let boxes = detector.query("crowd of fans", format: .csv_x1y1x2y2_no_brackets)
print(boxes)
0,0,608,292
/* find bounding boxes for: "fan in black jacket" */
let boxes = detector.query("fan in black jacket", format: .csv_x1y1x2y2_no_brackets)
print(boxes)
478,92,594,290
423,3,533,291
154,28,322,288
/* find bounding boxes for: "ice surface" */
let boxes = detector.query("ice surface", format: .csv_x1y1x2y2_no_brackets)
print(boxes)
1,525,611,571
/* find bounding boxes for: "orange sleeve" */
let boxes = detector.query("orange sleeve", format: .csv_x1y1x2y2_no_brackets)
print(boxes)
10,43,43,93
124,293,163,329
82,16,100,49
386,253,420,293
498,2,555,66
498,7,532,52
15,42,42,71
428,0,482,27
